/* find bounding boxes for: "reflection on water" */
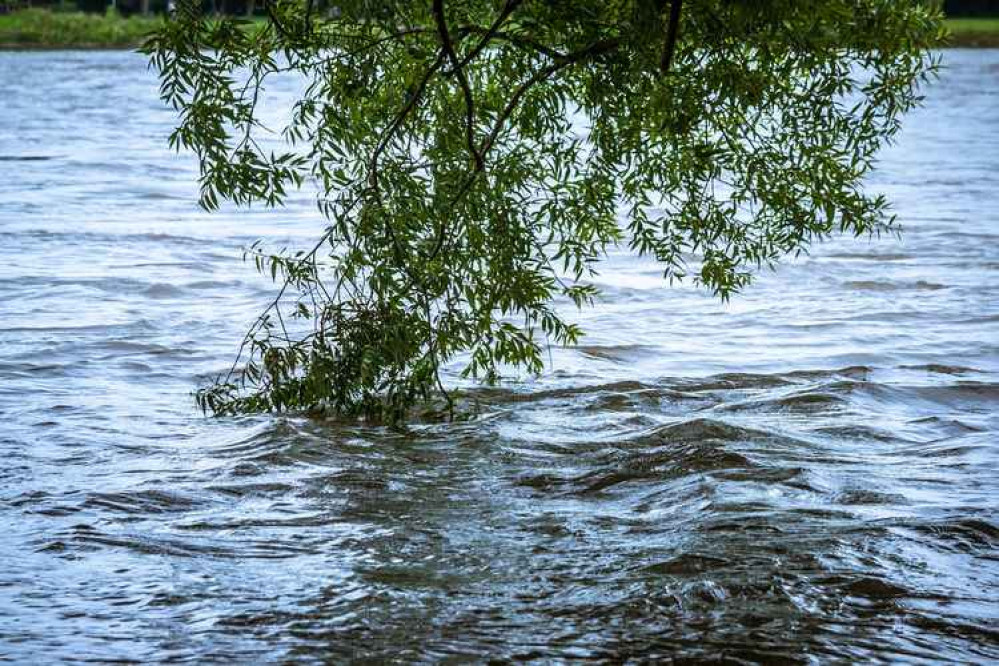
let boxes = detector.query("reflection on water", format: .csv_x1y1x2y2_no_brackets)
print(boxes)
0,50,997,662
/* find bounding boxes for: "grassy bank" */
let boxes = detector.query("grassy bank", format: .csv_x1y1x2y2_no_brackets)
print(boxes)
2,9,999,50
946,18,999,47
0,9,162,48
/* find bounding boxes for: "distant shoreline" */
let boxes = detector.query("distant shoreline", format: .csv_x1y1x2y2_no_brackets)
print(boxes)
0,43,141,50
945,18,999,47
1,12,997,50
0,9,163,50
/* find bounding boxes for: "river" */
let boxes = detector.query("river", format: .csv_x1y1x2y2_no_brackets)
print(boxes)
0,49,997,663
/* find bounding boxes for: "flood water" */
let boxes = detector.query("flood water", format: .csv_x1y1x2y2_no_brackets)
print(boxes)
0,49,997,663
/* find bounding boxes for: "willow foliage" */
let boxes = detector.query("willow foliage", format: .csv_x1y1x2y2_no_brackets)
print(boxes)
144,0,943,421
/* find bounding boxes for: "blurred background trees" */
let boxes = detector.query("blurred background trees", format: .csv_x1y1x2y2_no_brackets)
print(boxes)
1,0,996,19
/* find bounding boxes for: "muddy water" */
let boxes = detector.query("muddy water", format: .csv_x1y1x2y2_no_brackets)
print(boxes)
0,50,997,662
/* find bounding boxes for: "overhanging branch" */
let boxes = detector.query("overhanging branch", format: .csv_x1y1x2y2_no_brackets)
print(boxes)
661,0,684,74
433,0,484,170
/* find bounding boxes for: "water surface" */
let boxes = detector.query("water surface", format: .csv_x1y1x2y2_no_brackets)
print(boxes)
0,50,997,663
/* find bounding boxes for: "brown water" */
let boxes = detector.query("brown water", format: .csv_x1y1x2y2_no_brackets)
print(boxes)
0,50,997,663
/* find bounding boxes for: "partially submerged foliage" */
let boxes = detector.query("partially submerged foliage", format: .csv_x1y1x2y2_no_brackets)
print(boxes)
144,0,942,421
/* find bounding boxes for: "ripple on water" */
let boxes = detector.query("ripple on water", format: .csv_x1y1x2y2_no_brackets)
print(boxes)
1,49,998,664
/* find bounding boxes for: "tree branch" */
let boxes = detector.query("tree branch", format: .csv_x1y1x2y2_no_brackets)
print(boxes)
264,0,292,42
433,0,483,170
457,26,565,59
448,0,523,73
368,51,447,199
427,38,621,261
661,0,683,74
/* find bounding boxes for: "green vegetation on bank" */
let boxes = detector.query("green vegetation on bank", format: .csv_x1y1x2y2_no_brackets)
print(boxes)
0,9,162,47
1,9,997,49
946,18,999,47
